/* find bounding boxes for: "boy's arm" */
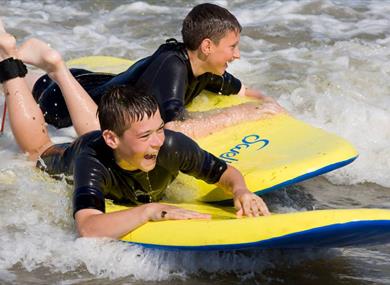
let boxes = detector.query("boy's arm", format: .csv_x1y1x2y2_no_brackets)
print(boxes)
75,203,211,238
216,165,270,217
165,75,285,139
73,153,210,239
164,131,269,218
205,72,283,114
238,85,286,113
165,101,279,139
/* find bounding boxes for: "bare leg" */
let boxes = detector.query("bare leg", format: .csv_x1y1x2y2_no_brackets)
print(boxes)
0,18,43,91
0,33,52,161
18,38,100,135
23,70,45,92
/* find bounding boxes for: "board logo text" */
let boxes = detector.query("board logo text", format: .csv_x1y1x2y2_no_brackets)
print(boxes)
219,134,269,163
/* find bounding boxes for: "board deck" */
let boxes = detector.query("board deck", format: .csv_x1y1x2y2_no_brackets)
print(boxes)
106,201,390,250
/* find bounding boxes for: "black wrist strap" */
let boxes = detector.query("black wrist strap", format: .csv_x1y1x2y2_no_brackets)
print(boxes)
0,57,28,83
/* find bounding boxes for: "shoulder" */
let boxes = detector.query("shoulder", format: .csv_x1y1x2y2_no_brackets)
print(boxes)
73,131,113,176
159,129,208,164
150,42,189,71
158,129,227,184
74,130,103,147
157,130,199,165
76,131,107,155
162,129,197,150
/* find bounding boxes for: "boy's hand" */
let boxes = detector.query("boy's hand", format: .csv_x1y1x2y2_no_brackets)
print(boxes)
146,203,211,221
233,188,270,217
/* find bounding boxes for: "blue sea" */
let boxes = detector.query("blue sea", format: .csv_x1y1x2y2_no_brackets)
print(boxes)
0,0,389,284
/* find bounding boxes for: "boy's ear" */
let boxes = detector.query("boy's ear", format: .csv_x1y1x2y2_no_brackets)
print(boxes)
102,130,120,149
200,38,213,56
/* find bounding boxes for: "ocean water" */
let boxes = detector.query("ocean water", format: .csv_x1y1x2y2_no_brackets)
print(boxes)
0,0,389,284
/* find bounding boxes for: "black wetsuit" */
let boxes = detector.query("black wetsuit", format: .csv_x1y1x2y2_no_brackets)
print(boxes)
37,130,227,215
32,39,242,128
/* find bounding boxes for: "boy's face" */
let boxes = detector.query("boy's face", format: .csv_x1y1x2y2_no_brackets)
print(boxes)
114,110,165,172
206,30,241,75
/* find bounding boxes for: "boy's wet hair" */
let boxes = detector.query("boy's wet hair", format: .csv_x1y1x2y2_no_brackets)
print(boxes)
181,3,242,50
98,85,159,136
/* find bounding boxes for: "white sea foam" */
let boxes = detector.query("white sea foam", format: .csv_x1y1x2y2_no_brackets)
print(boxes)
111,2,173,14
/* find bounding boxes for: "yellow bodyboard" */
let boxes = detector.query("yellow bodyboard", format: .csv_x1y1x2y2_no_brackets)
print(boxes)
106,201,390,250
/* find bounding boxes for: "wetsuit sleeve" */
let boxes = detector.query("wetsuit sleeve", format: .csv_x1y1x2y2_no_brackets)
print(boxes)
72,154,110,216
162,130,227,184
205,72,242,95
137,55,188,122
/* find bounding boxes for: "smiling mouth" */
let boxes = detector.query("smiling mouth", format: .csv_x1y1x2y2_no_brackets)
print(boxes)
144,154,157,160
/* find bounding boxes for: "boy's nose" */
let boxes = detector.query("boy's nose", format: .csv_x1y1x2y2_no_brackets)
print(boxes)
233,46,240,59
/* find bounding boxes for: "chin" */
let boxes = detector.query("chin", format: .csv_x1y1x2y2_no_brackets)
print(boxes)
214,69,225,76
220,66,228,75
141,163,157,172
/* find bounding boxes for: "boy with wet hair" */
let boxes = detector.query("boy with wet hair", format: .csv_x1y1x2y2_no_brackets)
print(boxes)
182,3,242,50
0,30,269,239
27,3,284,138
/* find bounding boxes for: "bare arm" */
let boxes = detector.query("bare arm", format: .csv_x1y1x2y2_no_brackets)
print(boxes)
238,84,286,113
75,203,211,239
217,165,270,217
165,101,280,139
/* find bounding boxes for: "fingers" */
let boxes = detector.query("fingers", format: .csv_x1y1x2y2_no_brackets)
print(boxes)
166,209,211,220
253,196,270,216
260,102,284,115
235,194,270,218
157,207,211,221
241,197,252,216
236,208,243,218
256,97,286,115
234,199,243,218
